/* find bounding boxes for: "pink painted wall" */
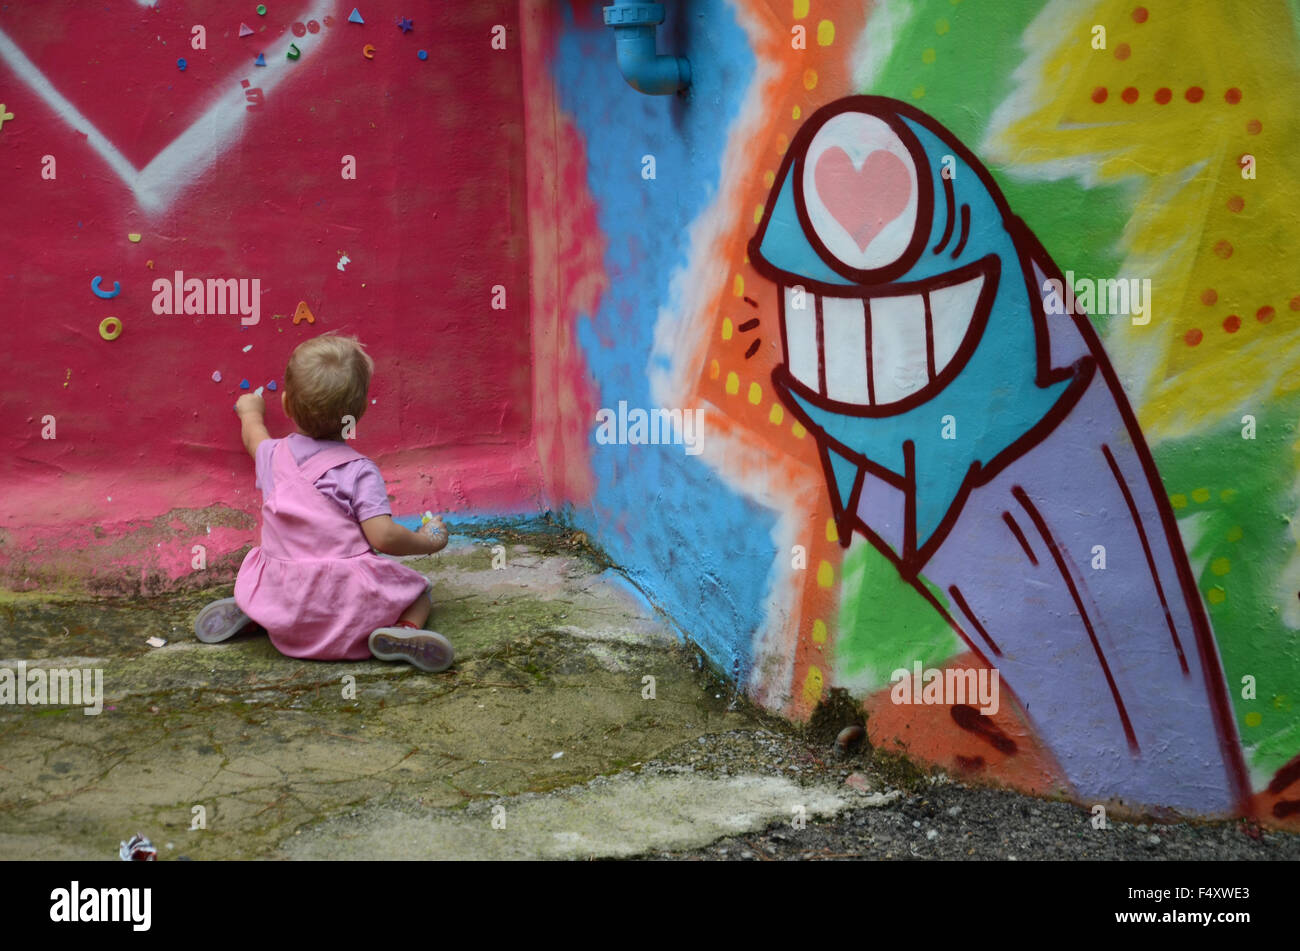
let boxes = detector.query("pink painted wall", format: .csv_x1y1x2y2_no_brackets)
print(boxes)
1,1,587,593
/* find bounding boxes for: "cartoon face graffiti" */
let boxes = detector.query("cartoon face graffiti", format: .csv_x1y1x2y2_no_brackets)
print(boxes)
749,97,1250,815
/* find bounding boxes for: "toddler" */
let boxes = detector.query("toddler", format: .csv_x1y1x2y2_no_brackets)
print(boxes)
193,333,454,672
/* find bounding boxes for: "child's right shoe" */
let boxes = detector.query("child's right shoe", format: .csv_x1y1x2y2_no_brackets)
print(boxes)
194,597,261,643
369,625,454,672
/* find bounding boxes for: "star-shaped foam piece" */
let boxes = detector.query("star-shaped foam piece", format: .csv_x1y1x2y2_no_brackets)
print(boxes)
396,16,413,32
349,8,364,24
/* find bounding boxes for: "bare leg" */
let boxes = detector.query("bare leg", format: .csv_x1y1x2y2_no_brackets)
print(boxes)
396,588,432,629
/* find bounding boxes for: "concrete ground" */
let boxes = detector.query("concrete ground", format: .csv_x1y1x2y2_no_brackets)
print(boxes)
3,530,1299,861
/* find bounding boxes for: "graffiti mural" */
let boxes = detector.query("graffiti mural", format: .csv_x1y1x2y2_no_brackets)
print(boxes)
546,0,1300,821
749,95,1246,813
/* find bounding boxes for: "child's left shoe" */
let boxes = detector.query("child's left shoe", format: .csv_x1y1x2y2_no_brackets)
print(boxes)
369,625,454,672
194,597,260,643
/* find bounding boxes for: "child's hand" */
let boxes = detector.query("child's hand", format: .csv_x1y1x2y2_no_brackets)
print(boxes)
420,513,449,551
234,393,266,417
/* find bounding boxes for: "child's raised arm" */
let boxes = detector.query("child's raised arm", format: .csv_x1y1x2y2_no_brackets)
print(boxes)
234,393,271,458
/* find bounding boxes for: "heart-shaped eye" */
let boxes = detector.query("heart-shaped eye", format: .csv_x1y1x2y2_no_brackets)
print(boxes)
801,112,920,272
813,147,913,252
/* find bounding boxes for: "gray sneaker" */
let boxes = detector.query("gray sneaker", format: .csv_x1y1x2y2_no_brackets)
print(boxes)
194,597,259,643
369,627,455,672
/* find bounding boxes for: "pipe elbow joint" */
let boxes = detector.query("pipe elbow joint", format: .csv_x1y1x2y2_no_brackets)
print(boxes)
603,3,691,95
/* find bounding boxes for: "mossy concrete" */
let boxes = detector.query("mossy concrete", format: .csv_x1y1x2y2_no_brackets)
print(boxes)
0,539,809,860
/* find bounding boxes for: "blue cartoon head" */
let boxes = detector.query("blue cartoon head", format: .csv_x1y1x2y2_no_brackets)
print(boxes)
749,96,1081,570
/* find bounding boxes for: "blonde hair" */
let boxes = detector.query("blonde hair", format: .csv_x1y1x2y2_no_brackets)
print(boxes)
283,333,374,440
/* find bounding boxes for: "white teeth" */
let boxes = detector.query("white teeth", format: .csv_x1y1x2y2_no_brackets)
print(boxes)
779,272,984,407
783,285,820,391
869,293,928,403
821,297,871,403
929,275,984,373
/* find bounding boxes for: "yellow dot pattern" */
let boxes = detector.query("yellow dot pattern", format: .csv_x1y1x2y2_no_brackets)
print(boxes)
1191,487,1211,503
817,560,834,587
725,371,739,395
1207,586,1226,605
733,274,744,297
912,85,926,99
1170,493,1188,508
721,317,733,341
826,518,838,543
922,47,936,64
709,359,720,380
811,619,827,643
769,402,784,425
753,204,765,224
1245,712,1262,727
1227,525,1243,542
803,68,818,90
792,105,801,120
1211,557,1231,576
792,420,806,439
817,20,835,46
793,0,809,18
803,665,824,705
747,381,762,405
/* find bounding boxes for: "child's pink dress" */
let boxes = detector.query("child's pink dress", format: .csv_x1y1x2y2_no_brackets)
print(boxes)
234,436,430,660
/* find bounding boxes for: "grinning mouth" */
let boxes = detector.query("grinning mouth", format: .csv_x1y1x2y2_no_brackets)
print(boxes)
776,256,999,415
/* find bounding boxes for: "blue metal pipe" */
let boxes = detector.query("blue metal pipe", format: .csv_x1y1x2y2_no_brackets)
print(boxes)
602,2,691,95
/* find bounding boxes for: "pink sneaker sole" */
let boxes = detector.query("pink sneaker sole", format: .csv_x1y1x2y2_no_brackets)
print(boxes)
194,597,259,643
369,627,455,673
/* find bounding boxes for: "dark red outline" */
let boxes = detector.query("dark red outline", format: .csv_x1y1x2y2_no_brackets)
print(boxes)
1001,510,1038,565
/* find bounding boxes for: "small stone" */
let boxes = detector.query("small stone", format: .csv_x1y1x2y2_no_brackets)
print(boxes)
551,751,563,759
844,772,873,793
947,805,961,817
1147,834,1161,846
835,724,866,752
145,636,166,648
926,829,939,841
912,820,921,828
